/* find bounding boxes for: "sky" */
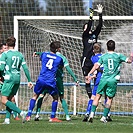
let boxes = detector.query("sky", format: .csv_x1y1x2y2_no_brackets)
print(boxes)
38,0,93,14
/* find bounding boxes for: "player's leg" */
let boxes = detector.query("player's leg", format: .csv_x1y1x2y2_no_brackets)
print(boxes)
3,107,11,124
88,93,102,123
11,96,20,120
100,97,113,123
1,83,27,123
34,90,47,121
49,87,62,122
56,76,71,121
100,79,116,123
81,58,93,99
103,95,112,122
26,93,39,121
83,95,95,122
3,101,12,124
83,82,98,122
26,80,41,121
3,96,19,124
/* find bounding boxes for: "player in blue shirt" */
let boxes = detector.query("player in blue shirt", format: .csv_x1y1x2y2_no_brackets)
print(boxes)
83,43,103,122
26,41,64,122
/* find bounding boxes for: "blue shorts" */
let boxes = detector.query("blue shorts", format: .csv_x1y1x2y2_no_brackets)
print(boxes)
34,78,58,96
92,76,101,96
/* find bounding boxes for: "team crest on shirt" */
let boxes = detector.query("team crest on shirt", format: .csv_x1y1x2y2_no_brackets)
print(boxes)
88,35,96,43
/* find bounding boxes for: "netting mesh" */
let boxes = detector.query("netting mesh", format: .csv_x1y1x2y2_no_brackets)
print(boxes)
13,17,133,116
0,0,133,41
18,19,133,83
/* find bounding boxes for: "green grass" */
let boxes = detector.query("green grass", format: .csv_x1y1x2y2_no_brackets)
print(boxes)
0,116,133,133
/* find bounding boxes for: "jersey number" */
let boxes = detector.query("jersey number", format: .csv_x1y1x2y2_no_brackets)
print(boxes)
12,56,20,68
46,59,54,69
108,59,114,70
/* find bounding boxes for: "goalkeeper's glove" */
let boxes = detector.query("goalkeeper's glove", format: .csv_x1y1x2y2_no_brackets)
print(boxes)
89,8,94,19
94,4,103,14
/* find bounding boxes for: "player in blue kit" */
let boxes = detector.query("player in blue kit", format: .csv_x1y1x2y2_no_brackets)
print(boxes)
32,47,78,122
83,42,103,121
26,41,64,122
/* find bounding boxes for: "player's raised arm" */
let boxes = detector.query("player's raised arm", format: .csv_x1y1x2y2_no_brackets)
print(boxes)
93,4,103,36
83,8,94,35
33,52,43,57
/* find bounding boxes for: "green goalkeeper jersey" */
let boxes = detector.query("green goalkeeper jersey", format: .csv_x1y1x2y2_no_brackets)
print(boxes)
0,49,31,83
98,52,128,79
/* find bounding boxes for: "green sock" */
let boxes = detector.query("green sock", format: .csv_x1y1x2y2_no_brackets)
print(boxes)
5,106,12,119
91,105,97,113
36,96,43,114
61,99,68,115
103,108,110,117
5,101,21,114
13,103,18,118
13,111,18,118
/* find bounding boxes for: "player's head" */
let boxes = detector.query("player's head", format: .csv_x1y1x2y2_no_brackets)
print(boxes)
83,21,94,34
6,36,16,47
83,23,88,31
106,40,115,51
0,42,8,54
50,41,61,53
93,43,101,54
2,43,8,52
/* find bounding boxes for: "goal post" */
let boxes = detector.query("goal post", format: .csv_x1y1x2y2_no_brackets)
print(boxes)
12,16,133,117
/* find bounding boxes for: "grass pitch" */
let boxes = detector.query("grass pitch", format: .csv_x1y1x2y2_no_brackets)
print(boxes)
0,115,133,133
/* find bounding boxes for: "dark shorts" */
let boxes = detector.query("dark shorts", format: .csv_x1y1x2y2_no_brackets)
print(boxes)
80,56,93,76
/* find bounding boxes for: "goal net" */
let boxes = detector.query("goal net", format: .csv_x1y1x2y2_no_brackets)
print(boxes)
12,16,133,118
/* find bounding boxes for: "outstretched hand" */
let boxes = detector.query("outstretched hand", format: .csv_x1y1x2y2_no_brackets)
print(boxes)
94,4,103,14
85,74,96,84
33,52,37,57
28,82,34,89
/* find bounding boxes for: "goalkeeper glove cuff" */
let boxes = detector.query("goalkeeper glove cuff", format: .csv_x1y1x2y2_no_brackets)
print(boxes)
89,8,94,19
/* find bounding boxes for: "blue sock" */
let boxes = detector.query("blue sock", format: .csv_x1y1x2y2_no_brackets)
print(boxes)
86,99,93,114
27,99,36,117
51,101,58,118
104,98,107,105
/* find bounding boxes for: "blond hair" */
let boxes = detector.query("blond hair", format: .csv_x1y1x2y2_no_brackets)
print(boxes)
93,43,101,54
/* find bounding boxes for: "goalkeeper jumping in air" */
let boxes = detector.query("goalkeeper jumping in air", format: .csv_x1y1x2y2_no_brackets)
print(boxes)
80,4,103,122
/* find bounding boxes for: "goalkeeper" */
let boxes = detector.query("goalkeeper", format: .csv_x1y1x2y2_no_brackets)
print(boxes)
80,4,103,116
26,44,79,122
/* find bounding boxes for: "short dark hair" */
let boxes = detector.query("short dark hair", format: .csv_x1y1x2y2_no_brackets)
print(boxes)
0,42,6,50
50,41,61,53
93,43,101,53
6,36,16,47
106,40,115,51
